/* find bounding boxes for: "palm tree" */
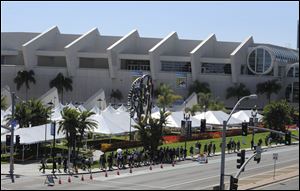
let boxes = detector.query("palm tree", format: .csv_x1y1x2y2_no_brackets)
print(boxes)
27,99,52,127
6,99,52,128
198,92,212,109
156,83,182,113
76,110,97,157
49,73,73,104
226,83,251,102
185,104,201,116
58,107,80,160
256,79,282,103
188,80,210,96
110,89,123,104
1,95,7,110
13,70,36,100
134,109,170,153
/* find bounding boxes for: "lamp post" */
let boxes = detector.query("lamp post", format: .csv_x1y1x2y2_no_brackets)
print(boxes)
47,101,56,174
183,111,190,154
9,92,16,183
251,105,258,148
219,94,257,190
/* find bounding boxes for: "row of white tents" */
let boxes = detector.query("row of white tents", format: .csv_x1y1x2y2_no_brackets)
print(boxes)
1,104,263,145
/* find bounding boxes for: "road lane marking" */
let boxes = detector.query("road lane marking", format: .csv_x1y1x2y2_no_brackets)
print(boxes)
162,158,298,189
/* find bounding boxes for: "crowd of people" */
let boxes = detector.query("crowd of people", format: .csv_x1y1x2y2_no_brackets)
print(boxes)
38,135,279,174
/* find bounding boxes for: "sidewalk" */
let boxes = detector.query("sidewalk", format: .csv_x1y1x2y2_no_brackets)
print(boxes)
238,164,299,190
1,142,298,177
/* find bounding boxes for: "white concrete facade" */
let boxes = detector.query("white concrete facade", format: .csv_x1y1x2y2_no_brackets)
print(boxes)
1,26,299,109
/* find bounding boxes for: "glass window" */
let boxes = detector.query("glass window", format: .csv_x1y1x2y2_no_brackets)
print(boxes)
201,63,231,74
161,61,191,72
248,48,273,74
120,59,150,71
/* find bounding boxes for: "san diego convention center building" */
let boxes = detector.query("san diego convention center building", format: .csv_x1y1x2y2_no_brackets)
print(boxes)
1,26,299,109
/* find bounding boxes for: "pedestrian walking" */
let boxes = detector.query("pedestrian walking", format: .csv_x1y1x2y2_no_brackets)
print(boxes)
212,144,216,155
190,146,194,158
63,157,68,173
39,157,46,173
237,140,240,152
57,157,62,173
204,143,208,154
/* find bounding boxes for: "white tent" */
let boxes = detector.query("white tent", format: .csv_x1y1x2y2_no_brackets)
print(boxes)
232,110,263,123
151,110,200,128
117,104,128,112
77,105,87,112
1,123,65,144
151,105,160,113
103,105,117,113
91,113,134,134
90,105,101,115
194,111,242,125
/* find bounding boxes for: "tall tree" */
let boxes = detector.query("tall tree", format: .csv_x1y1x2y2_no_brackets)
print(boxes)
49,73,73,104
76,110,97,156
188,80,210,96
58,107,80,160
6,99,52,128
226,83,251,102
263,100,292,132
134,109,170,154
156,83,182,113
1,95,7,110
110,89,123,104
256,79,282,103
198,92,212,109
13,70,36,100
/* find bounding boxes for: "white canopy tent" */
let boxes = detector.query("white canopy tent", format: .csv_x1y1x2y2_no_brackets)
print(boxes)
232,110,263,123
151,110,200,128
117,104,128,112
194,111,243,126
1,123,65,145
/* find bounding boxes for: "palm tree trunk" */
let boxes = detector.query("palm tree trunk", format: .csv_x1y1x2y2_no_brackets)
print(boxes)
61,90,64,104
26,87,28,101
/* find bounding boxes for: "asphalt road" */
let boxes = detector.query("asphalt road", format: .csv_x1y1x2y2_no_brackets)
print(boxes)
1,144,299,190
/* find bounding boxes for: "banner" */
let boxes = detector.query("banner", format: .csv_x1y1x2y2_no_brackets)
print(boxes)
176,73,187,89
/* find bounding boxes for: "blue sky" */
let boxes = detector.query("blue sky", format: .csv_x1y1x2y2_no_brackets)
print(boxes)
1,1,299,48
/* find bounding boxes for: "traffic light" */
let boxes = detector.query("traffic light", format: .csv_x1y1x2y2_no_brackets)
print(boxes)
16,135,20,146
6,135,11,146
237,149,245,171
249,117,254,126
200,119,206,133
285,131,291,145
254,145,261,164
230,176,238,190
242,122,248,136
187,121,192,138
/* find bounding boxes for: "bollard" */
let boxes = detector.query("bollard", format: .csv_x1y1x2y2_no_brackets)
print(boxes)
105,170,108,177
68,176,71,183
160,162,163,169
130,166,132,173
150,165,152,170
90,173,93,180
172,161,175,167
117,168,120,175
81,174,84,181
59,177,62,184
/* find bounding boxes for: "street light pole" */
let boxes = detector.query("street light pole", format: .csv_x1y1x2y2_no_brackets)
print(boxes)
9,92,16,183
219,94,257,190
48,101,55,174
251,105,258,147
